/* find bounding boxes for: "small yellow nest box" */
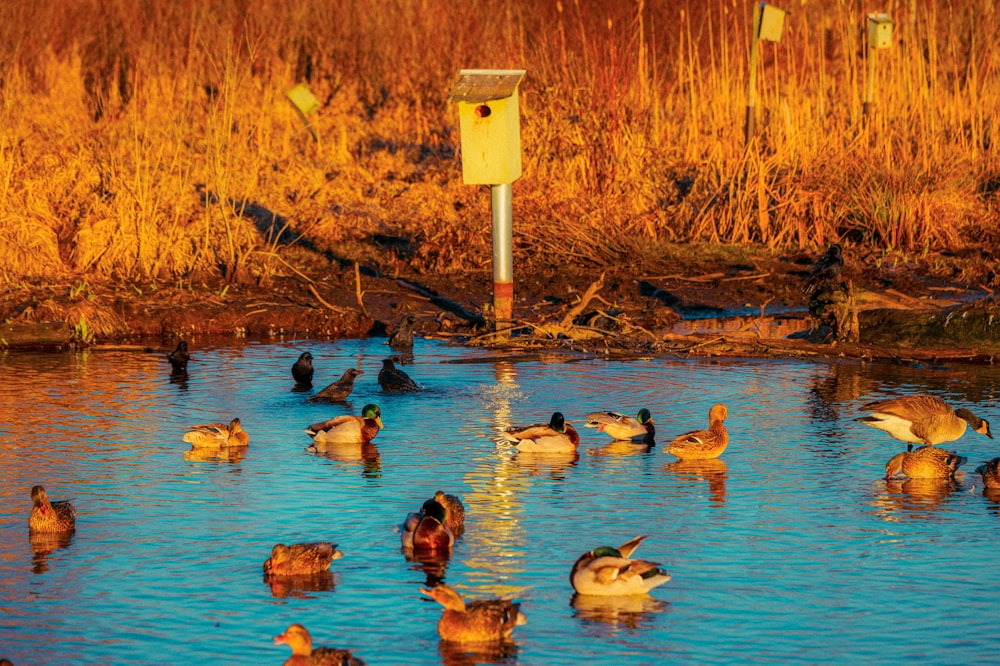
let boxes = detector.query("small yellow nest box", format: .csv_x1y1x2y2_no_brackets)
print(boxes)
448,69,526,185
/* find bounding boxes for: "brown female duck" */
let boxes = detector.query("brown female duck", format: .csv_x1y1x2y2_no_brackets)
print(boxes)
667,404,729,460
273,623,365,666
420,584,527,643
977,457,1000,489
433,491,466,535
29,485,76,533
182,418,249,448
263,542,344,576
885,445,967,480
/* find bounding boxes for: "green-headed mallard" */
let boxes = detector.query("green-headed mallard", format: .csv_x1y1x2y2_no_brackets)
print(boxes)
306,404,383,446
570,535,671,596
263,542,344,576
500,412,580,453
310,368,362,403
585,408,655,442
378,358,420,392
885,445,967,480
182,418,249,448
667,404,729,460
433,490,466,535
292,351,314,386
273,623,366,666
977,457,1000,489
420,584,527,643
401,499,454,553
29,485,76,533
859,394,992,447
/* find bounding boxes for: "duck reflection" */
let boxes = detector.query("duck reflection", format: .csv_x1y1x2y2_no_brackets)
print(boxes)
183,445,248,464
263,569,336,599
436,638,519,666
664,458,728,505
588,439,656,458
877,477,961,517
570,593,669,632
404,550,451,587
307,441,382,478
29,530,74,575
983,487,1000,513
510,450,579,480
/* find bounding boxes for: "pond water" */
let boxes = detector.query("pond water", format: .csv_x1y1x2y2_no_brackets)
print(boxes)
2,338,1000,665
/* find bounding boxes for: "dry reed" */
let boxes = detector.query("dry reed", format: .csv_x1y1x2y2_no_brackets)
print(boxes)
0,0,997,288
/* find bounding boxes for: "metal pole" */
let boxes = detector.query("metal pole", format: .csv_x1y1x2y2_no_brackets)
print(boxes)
863,45,876,120
491,182,514,333
744,1,762,146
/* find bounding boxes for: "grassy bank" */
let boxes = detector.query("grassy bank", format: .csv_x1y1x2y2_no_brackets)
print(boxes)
1,0,998,293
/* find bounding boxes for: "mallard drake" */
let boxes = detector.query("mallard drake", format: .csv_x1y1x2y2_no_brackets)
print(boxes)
420,584,527,643
29,485,76,533
310,368,362,403
499,412,580,453
570,535,671,596
273,623,366,666
859,394,992,447
378,358,420,392
263,542,344,576
433,490,466,535
401,499,454,553
976,457,1000,489
667,404,729,460
182,418,249,448
885,445,967,480
585,409,655,442
389,314,416,351
306,404,383,446
167,340,190,374
291,351,314,386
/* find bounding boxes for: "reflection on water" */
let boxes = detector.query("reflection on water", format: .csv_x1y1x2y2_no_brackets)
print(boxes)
3,341,1000,664
570,593,669,634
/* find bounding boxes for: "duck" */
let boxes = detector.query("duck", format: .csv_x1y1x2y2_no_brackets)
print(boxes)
29,485,76,533
433,490,466,535
182,418,249,448
885,445,967,480
401,499,454,553
306,404,383,446
310,368,362,403
859,394,992,447
499,412,580,453
378,358,420,392
667,403,729,460
167,340,190,374
389,314,416,351
585,408,655,442
263,542,344,576
976,457,1000,489
570,535,672,596
420,583,527,643
291,351,314,386
273,623,366,666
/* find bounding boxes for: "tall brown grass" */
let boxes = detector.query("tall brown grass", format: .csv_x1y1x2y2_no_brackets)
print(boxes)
0,0,998,288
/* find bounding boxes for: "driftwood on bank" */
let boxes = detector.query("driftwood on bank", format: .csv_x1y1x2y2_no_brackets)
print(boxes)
859,299,1000,353
0,322,76,350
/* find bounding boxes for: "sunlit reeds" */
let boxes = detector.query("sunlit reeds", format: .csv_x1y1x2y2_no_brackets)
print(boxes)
0,0,997,287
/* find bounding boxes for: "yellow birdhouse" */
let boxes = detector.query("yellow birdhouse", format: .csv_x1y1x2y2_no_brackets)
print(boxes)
758,3,787,42
868,13,893,49
448,69,526,185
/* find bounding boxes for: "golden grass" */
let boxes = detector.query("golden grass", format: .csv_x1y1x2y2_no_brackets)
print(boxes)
0,0,998,288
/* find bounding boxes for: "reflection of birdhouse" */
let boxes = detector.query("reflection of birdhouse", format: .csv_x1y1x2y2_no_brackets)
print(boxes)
868,13,893,49
758,3,787,42
448,69,526,185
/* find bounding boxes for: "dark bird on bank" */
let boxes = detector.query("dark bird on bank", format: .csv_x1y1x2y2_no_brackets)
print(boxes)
310,368,362,403
378,358,420,392
388,314,417,351
167,340,190,374
291,351,315,386
802,243,844,297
